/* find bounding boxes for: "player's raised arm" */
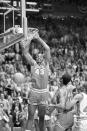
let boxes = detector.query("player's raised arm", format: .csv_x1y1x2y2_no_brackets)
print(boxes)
20,36,36,66
34,33,50,62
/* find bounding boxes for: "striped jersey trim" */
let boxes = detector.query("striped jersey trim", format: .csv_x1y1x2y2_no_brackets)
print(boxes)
31,88,48,93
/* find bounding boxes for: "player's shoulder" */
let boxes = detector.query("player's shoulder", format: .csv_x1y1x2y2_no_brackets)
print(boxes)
80,92,87,99
74,93,83,101
31,61,37,67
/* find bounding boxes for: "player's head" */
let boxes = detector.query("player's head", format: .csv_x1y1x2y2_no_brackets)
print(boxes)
61,72,71,86
34,53,44,64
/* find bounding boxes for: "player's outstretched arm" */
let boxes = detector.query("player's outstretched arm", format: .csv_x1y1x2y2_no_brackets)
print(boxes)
38,37,50,62
34,33,50,62
20,36,36,66
65,94,83,110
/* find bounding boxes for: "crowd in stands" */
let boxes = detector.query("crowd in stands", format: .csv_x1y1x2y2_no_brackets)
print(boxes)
0,16,87,130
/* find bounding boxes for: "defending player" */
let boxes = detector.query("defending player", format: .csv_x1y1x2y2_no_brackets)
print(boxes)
53,73,79,131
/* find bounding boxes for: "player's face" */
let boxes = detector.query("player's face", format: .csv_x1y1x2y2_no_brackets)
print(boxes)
36,54,43,64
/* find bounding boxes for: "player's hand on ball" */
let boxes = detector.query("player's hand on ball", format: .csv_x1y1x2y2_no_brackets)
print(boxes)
28,34,35,41
33,32,39,39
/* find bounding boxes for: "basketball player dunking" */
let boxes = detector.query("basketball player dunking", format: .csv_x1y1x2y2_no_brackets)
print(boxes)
21,32,50,131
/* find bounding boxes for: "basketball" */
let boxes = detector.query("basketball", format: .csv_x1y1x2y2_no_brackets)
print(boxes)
13,72,25,85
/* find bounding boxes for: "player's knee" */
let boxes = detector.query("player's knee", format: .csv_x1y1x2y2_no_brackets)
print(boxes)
28,106,36,118
28,110,35,120
39,116,44,122
28,113,35,120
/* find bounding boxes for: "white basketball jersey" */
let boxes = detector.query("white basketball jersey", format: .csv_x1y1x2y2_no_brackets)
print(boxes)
75,93,87,131
80,92,87,116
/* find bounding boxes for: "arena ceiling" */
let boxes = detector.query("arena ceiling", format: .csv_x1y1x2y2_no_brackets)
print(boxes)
0,0,87,15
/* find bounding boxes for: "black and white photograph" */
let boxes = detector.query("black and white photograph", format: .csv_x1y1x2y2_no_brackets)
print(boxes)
0,0,87,131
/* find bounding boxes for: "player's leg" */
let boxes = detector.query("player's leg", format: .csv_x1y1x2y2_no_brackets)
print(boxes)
27,89,39,131
26,104,37,131
39,116,45,131
38,92,50,131
45,119,52,131
34,119,40,131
